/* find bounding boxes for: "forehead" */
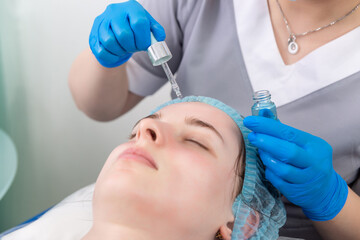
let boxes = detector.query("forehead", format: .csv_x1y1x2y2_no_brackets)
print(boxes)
156,102,240,136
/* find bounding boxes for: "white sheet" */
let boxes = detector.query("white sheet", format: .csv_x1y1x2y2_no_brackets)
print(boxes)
2,184,94,240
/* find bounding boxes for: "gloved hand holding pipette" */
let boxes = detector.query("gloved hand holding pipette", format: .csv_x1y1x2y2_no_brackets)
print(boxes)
89,0,166,68
89,0,182,99
243,116,349,221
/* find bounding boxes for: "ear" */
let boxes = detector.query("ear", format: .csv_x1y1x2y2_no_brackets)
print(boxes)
242,210,260,239
217,224,232,240
219,210,260,240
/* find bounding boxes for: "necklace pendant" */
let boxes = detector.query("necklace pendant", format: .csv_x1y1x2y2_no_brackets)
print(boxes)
287,36,299,55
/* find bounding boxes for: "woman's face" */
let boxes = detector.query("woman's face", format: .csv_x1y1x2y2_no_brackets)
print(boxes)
93,102,243,238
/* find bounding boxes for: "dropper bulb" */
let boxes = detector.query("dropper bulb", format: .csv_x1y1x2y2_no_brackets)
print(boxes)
147,33,172,66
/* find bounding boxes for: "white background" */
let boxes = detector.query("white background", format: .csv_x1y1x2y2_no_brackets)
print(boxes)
0,0,170,230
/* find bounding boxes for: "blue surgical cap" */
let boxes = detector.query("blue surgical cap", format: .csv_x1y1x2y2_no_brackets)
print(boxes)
151,96,286,240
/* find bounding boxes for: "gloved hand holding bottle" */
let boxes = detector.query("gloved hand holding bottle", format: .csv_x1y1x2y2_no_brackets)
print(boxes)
89,0,166,68
243,116,349,221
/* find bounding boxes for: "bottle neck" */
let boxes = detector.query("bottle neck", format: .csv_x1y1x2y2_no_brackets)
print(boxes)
253,90,272,103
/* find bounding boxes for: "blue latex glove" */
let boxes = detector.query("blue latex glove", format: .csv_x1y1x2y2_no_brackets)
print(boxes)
243,116,348,221
89,0,166,68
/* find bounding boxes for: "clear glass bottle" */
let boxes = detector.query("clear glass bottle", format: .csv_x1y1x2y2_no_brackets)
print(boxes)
251,90,277,120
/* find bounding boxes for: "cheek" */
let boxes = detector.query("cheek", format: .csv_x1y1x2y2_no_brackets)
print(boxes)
172,149,215,176
165,148,231,200
160,148,235,224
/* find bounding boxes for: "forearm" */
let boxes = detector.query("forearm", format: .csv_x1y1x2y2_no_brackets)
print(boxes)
68,48,130,121
312,187,360,240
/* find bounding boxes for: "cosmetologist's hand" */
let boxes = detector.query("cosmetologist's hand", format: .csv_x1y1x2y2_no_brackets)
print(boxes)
89,0,165,68
243,116,348,221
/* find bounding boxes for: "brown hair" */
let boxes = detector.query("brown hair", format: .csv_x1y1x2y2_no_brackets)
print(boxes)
232,132,246,200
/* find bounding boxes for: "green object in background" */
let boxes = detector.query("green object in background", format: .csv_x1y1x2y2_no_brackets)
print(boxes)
0,36,17,200
0,37,5,129
0,129,17,200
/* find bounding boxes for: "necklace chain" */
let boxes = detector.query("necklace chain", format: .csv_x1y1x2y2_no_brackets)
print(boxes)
275,0,360,54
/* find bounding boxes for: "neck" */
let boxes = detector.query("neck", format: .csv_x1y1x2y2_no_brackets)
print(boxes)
278,0,360,31
82,223,153,240
82,222,200,240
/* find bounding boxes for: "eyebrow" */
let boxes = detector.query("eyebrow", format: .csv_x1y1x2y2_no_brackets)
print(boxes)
131,113,224,143
185,117,224,143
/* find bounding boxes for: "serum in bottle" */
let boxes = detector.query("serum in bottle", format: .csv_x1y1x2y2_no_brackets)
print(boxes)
251,90,277,120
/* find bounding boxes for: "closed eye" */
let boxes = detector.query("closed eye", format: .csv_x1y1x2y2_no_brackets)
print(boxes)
185,139,209,151
128,132,136,140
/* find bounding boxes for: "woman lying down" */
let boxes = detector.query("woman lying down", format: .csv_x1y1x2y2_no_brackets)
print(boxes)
1,96,286,240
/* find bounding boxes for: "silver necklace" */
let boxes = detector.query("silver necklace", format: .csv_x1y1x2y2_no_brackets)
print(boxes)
276,0,360,54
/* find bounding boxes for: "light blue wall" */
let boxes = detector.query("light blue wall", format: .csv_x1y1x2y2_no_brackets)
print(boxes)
0,0,171,231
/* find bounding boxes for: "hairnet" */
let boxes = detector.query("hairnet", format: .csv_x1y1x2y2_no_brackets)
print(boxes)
151,96,286,240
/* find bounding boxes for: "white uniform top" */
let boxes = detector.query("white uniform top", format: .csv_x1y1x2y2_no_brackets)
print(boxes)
126,0,360,239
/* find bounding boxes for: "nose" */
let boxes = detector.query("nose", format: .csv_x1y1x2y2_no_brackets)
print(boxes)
136,118,164,145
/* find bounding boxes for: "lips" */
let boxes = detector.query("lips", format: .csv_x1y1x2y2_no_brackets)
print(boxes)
118,147,157,170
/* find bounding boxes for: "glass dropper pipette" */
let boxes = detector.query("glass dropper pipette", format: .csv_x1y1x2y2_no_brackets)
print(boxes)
147,33,183,99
